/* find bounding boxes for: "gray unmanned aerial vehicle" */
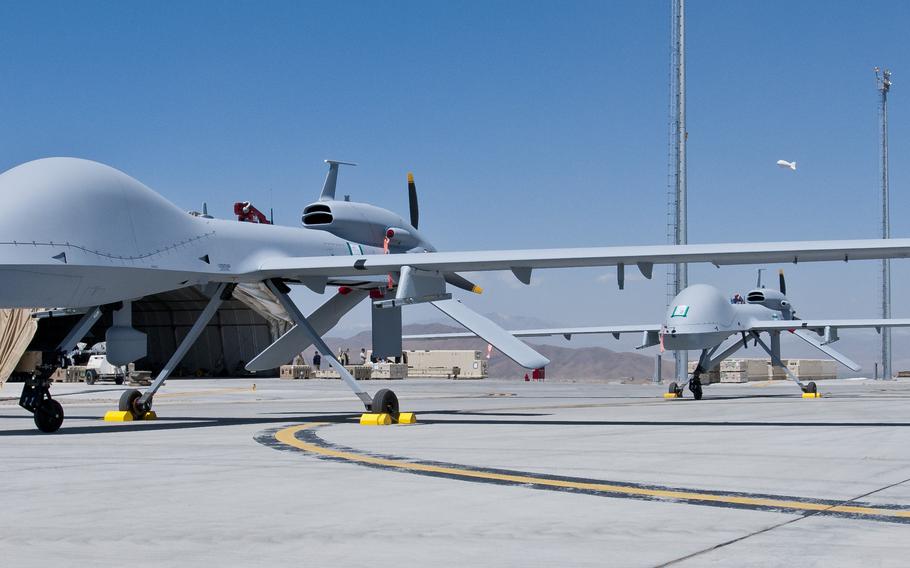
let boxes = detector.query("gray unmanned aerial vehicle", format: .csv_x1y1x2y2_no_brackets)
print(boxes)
3,157,910,431
406,270,910,399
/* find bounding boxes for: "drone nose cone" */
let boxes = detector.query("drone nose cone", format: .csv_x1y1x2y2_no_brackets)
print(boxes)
666,284,734,324
0,157,191,258
662,284,737,350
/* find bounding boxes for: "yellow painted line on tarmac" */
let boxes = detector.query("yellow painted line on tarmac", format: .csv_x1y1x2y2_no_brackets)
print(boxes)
274,423,910,521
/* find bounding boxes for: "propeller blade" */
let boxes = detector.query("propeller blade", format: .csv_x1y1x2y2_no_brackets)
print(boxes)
778,269,786,295
444,272,483,294
407,172,419,229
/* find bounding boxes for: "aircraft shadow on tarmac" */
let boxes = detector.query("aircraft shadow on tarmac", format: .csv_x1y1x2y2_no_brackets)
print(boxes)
0,409,545,436
1,407,910,436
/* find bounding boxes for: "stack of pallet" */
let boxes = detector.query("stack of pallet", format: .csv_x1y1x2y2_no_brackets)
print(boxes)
314,365,372,380
279,364,313,380
403,350,487,379
127,370,153,386
369,363,407,380
719,359,770,383
687,361,720,384
786,359,836,381
768,364,787,381
52,366,87,383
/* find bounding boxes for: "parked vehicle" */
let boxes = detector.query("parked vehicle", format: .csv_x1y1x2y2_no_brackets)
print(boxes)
84,354,126,385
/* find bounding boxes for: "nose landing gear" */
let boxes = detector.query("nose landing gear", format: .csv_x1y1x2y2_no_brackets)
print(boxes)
19,362,64,433
34,399,64,433
688,375,703,400
668,368,704,400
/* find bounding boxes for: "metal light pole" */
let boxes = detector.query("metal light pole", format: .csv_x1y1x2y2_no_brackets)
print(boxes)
876,67,891,380
673,0,688,381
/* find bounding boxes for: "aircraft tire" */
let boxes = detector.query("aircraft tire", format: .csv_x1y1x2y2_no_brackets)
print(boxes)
371,388,399,420
668,382,678,395
34,399,64,433
119,389,144,418
84,369,97,385
805,381,817,394
689,378,703,400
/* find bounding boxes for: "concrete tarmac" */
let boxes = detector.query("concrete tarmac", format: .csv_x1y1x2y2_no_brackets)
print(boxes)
1,377,909,567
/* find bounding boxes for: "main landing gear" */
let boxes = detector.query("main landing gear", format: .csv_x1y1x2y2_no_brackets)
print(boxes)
264,279,407,422
370,388,400,420
119,389,149,418
104,283,238,422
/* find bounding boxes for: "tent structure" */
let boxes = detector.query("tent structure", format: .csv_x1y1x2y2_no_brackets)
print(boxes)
0,309,39,386
0,284,294,384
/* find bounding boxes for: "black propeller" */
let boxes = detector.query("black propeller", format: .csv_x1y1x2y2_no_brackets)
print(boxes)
444,272,483,294
407,172,419,229
406,171,480,295
778,269,786,295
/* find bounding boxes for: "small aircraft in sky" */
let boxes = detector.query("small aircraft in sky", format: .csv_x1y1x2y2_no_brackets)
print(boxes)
5,157,910,431
404,269,910,399
777,159,797,171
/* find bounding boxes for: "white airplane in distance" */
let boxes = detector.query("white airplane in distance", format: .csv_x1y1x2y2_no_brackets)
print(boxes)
405,270,910,399
4,157,910,432
777,159,797,171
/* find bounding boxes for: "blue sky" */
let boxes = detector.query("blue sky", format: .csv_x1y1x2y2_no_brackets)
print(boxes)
1,1,908,369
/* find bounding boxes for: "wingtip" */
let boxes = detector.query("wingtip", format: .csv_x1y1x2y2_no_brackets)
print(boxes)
407,172,414,183
472,285,484,294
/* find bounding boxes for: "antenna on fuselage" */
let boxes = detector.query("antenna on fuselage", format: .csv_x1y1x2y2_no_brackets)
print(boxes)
320,160,357,201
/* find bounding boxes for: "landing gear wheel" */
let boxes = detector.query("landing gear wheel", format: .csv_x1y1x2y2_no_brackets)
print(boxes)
803,381,817,394
34,399,64,433
84,369,96,385
689,377,703,400
119,389,148,418
371,388,399,420
668,382,683,397
114,377,124,385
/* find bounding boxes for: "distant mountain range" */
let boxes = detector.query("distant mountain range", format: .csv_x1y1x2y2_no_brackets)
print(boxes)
324,322,673,381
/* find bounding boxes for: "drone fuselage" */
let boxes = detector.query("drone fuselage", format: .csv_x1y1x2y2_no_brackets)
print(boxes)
662,283,793,350
0,157,381,308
